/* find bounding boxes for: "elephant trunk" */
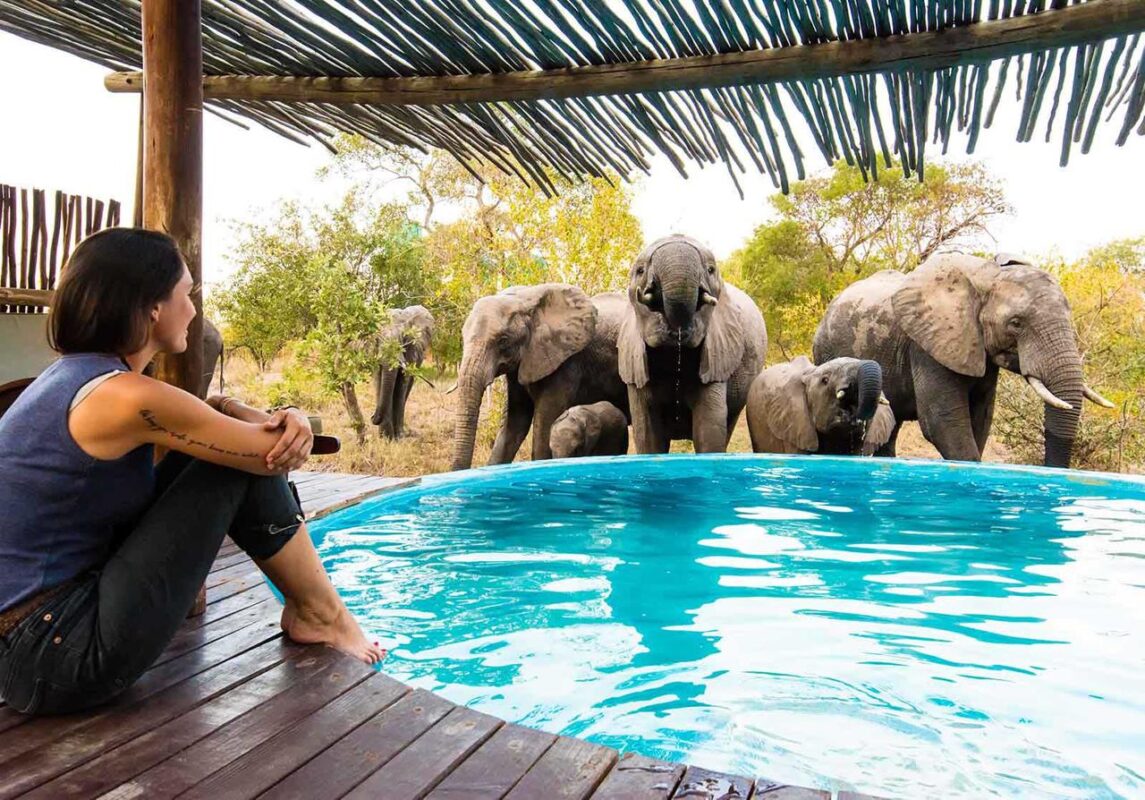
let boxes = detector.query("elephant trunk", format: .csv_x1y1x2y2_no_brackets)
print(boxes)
855,360,883,422
658,272,700,332
450,347,494,471
373,367,399,437
1022,326,1084,469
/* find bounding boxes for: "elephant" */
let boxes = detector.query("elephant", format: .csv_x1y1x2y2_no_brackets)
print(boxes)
812,252,1114,467
451,285,630,471
371,305,434,439
549,401,629,459
199,318,223,398
746,356,895,456
618,234,767,453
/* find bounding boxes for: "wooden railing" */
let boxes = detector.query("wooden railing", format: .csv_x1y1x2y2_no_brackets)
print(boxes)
0,184,121,314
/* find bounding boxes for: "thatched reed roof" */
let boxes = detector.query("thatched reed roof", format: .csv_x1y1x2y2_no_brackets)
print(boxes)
2,1,1143,193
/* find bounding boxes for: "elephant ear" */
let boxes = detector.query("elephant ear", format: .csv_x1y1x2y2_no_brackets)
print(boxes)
699,284,746,384
763,357,819,452
519,285,597,385
892,259,986,377
862,401,896,456
618,302,649,388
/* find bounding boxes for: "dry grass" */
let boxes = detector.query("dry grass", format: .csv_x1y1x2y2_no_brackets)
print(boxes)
222,350,1012,477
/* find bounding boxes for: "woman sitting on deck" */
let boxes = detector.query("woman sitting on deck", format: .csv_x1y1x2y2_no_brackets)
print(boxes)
0,228,385,716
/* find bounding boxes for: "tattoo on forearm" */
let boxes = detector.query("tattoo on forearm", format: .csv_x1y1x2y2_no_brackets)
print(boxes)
140,409,261,458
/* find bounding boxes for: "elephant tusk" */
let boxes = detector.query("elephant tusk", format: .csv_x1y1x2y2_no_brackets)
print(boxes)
836,389,846,400
700,291,718,306
640,290,654,305
1083,384,1116,408
878,392,890,405
1025,376,1073,411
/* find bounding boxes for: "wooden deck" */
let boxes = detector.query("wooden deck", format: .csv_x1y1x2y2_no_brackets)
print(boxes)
0,471,888,800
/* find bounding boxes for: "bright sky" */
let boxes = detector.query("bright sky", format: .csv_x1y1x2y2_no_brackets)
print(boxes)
2,30,1142,295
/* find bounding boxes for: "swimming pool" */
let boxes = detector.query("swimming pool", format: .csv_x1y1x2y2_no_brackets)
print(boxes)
305,455,1145,799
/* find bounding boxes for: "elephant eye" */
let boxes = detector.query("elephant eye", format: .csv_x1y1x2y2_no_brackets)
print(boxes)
1008,316,1023,329
635,267,644,276
821,376,829,385
707,266,715,275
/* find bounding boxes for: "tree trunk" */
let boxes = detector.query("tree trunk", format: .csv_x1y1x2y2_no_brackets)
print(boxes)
340,381,367,445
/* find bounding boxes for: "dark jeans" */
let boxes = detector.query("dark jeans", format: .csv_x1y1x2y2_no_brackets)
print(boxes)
0,454,303,715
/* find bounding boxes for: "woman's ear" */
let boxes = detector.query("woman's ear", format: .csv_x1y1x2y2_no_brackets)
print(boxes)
892,258,987,377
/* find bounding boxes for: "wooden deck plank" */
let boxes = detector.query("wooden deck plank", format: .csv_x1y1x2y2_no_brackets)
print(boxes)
837,791,891,800
152,597,276,668
96,651,376,800
754,779,831,799
342,705,503,800
210,549,253,573
171,672,410,800
0,607,284,766
299,479,390,518
0,634,290,798
670,766,754,800
259,688,456,800
206,559,265,589
424,722,558,800
19,647,345,799
180,584,270,631
206,566,267,605
504,736,618,800
589,753,685,799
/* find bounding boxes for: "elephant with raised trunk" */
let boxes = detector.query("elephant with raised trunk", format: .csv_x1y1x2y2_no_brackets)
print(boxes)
813,253,1114,467
747,356,894,456
372,305,434,439
619,234,767,453
550,401,629,459
451,285,629,471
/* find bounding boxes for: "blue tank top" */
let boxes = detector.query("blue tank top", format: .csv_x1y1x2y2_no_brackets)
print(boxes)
0,353,155,611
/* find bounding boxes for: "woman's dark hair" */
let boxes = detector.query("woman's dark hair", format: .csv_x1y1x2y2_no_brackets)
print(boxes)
48,227,185,355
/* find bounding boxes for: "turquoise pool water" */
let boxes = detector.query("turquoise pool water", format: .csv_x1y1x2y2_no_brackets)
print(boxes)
306,455,1145,799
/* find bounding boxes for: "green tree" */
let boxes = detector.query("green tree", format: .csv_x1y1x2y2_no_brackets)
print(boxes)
215,192,423,441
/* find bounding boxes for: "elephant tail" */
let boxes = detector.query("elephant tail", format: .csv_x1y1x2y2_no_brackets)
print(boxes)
856,360,882,422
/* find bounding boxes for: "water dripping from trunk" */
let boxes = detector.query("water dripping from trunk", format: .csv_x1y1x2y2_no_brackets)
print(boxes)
674,329,683,427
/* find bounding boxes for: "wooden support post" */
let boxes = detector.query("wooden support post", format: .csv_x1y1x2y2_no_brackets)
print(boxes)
142,0,203,397
142,0,207,616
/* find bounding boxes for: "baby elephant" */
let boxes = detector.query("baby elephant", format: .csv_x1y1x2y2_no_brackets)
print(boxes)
549,402,629,459
747,356,895,456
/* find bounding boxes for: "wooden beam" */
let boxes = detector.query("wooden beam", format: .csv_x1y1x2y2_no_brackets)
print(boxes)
106,0,1145,106
0,287,53,306
142,0,203,397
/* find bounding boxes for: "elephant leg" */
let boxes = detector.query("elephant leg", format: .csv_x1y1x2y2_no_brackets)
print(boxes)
693,382,729,453
530,378,576,462
969,369,999,456
393,370,413,438
628,385,669,454
489,379,533,465
912,353,980,461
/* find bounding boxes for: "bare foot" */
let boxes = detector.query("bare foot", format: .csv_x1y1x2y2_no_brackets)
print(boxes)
281,601,387,665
